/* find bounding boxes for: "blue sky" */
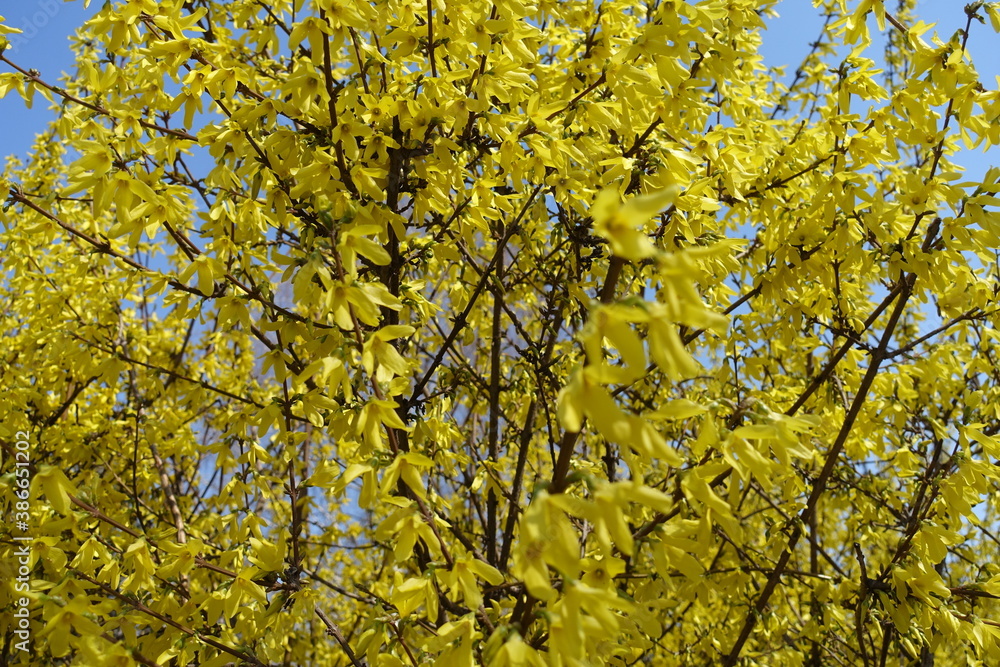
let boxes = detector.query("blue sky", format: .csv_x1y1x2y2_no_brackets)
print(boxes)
1,0,94,161
759,0,1000,183
1,1,997,178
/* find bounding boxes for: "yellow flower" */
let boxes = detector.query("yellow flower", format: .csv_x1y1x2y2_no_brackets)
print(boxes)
511,491,581,601
0,15,23,35
590,186,680,261
580,555,626,588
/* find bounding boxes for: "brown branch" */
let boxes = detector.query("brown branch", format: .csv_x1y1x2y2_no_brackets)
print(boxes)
320,11,359,198
70,494,240,579
547,72,607,121
65,332,274,413
0,55,196,141
426,0,437,77
600,257,626,303
723,38,979,660
348,27,371,95
886,307,984,359
883,9,909,37
73,571,269,666
785,281,902,415
149,443,190,593
408,183,544,405
486,225,504,565
723,271,915,666
10,190,169,277
498,294,566,570
315,607,368,667
99,632,160,667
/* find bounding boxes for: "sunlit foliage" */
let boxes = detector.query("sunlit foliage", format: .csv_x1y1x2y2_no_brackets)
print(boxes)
2,0,1000,664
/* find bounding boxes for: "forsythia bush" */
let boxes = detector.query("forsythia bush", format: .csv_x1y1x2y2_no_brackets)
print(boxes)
2,0,1000,664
